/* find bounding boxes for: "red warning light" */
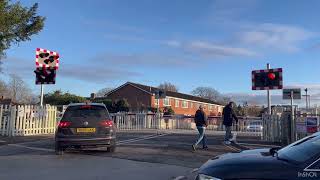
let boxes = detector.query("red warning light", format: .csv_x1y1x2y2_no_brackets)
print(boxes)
268,73,276,80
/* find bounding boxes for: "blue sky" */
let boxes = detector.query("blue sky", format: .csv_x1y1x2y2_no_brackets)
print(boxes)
3,0,320,105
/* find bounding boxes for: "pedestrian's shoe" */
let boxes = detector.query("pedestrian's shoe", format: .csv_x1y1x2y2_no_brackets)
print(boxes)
203,146,209,150
192,145,196,151
224,141,231,145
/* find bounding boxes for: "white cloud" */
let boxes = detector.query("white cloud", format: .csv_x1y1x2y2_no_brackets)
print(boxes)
2,56,142,83
164,40,181,47
182,41,257,57
238,23,315,52
227,92,320,106
286,83,320,90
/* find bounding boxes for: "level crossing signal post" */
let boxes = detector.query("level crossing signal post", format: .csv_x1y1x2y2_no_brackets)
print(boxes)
34,48,60,106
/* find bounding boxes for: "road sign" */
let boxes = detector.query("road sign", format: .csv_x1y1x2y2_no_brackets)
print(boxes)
252,68,283,90
36,48,59,69
34,68,56,84
155,90,166,99
283,89,301,100
306,117,318,133
296,122,307,133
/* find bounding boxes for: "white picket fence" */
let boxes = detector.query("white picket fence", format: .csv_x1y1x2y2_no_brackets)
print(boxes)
0,105,57,136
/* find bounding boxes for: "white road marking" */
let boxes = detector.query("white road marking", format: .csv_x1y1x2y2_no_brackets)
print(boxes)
8,144,54,152
173,176,187,180
117,134,161,144
0,140,5,143
4,133,169,152
118,133,169,145
222,143,241,152
191,168,199,173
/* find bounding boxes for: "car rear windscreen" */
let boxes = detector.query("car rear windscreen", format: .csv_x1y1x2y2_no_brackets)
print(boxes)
62,105,110,120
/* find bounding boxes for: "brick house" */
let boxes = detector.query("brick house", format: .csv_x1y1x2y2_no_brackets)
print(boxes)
106,82,224,116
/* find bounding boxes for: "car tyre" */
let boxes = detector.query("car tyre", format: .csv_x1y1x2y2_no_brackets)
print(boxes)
107,145,116,153
55,142,64,155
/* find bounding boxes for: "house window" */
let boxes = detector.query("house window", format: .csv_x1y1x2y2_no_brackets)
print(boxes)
209,105,212,111
182,101,188,108
164,98,171,106
190,102,193,108
155,99,159,105
175,99,179,107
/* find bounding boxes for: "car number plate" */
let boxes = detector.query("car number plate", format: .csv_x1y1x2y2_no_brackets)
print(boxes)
76,128,96,133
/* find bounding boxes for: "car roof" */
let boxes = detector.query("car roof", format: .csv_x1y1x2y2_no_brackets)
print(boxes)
67,103,106,107
313,132,320,136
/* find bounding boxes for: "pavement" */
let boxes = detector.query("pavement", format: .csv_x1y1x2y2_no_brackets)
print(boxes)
0,131,281,180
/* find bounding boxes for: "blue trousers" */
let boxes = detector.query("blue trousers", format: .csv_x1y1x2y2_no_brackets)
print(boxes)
194,126,207,148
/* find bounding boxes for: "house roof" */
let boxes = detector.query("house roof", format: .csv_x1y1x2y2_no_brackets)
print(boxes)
0,98,16,105
107,82,224,106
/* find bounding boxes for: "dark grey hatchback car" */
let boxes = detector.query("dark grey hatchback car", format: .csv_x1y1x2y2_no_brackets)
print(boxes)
55,103,116,155
196,132,320,180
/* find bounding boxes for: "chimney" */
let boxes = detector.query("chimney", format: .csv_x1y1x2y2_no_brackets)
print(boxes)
90,93,96,99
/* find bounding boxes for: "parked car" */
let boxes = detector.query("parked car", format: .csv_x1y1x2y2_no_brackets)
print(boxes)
246,121,263,132
195,132,320,180
55,103,116,155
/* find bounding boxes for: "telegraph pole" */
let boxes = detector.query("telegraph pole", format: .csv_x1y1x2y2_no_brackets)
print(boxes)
267,63,271,115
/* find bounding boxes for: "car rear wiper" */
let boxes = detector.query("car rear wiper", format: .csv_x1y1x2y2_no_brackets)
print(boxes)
270,148,290,162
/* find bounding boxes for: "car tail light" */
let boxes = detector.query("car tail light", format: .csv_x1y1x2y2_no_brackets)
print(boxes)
58,121,71,128
100,120,113,127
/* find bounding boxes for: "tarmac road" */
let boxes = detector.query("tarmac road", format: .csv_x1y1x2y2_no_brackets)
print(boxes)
0,131,279,180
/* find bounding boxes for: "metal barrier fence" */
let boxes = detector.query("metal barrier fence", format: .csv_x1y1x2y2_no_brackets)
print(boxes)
110,113,262,136
261,113,320,144
0,105,57,136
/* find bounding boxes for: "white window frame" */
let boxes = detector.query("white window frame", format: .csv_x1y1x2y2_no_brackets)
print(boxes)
164,98,171,106
175,99,179,107
154,99,159,105
182,101,188,108
190,102,193,108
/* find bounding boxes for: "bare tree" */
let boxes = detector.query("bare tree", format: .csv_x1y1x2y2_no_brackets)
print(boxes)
0,79,8,97
7,74,33,103
96,87,114,97
158,82,178,92
191,86,230,105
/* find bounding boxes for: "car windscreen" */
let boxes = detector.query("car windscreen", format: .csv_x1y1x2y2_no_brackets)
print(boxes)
62,105,110,120
278,135,320,163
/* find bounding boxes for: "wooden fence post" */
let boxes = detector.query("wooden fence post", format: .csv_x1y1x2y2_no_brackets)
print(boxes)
8,105,16,137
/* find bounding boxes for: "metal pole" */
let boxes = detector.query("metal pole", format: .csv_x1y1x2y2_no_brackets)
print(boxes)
290,91,295,142
305,88,308,110
267,63,271,115
40,84,44,107
156,92,160,129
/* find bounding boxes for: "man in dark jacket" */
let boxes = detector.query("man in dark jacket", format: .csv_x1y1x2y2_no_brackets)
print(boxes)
192,105,208,151
222,102,238,144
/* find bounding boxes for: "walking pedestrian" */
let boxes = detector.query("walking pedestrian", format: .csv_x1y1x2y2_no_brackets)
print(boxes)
222,102,238,145
192,105,208,151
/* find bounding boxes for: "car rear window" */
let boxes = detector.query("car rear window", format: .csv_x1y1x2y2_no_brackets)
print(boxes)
62,105,110,120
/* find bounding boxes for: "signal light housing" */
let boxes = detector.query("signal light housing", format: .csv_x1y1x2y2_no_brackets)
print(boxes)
252,68,283,90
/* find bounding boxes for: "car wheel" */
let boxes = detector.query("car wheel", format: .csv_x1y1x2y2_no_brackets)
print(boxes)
55,142,64,155
107,145,116,153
